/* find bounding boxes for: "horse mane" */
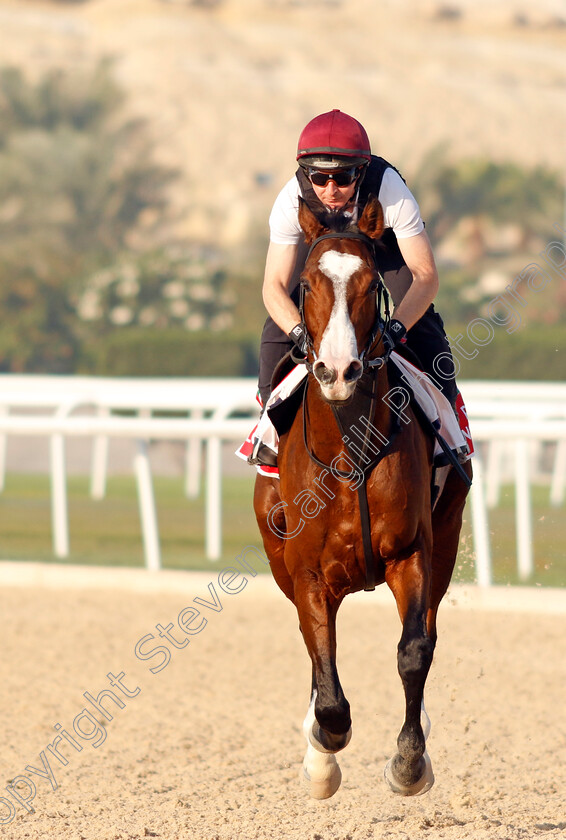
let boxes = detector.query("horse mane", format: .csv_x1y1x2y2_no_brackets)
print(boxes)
316,203,384,240
316,207,359,234
316,205,385,253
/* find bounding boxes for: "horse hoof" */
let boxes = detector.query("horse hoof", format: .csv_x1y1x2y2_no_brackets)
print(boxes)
301,751,342,799
384,750,435,797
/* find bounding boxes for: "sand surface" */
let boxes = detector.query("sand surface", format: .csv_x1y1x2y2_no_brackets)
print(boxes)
0,564,565,839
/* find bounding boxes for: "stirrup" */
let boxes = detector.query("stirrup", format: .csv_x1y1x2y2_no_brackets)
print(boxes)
457,444,470,464
247,438,278,468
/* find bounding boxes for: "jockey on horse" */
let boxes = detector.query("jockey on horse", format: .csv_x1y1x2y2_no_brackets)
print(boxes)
252,109,460,467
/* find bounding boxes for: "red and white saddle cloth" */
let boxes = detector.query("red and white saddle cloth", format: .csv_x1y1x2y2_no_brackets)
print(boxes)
236,354,474,479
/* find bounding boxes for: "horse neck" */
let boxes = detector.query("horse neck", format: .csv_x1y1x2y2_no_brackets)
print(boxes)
306,366,393,457
371,365,394,433
355,366,394,448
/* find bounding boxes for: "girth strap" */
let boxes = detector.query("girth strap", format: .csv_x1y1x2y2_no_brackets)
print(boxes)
356,480,377,591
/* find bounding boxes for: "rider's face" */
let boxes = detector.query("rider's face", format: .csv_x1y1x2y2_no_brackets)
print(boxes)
310,173,359,210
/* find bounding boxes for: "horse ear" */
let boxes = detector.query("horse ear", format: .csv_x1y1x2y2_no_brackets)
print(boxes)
298,197,326,244
357,195,384,240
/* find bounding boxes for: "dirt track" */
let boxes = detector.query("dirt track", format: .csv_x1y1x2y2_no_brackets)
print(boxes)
1,564,565,840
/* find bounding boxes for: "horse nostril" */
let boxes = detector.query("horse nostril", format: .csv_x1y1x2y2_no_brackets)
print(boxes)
313,361,337,385
344,360,363,382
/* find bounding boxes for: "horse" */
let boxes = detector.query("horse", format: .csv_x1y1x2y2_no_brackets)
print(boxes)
253,194,471,800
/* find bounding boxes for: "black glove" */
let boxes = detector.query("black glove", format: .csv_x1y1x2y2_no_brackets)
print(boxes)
288,323,309,356
382,318,407,354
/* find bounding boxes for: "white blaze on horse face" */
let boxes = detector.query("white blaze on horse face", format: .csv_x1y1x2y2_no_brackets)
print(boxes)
317,250,363,398
318,251,362,360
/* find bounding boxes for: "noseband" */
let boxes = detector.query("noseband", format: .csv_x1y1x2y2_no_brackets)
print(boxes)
293,230,391,372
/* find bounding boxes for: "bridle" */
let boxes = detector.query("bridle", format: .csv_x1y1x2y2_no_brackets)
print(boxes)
292,229,392,372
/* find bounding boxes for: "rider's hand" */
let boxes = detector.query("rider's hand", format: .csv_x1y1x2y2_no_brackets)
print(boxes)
382,319,407,354
288,323,309,356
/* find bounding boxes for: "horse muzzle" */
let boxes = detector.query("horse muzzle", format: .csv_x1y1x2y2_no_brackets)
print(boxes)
313,358,363,401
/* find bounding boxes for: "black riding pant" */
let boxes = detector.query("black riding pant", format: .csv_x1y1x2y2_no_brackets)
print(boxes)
258,305,459,408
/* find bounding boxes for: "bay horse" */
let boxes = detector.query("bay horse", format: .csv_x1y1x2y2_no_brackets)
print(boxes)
254,195,471,799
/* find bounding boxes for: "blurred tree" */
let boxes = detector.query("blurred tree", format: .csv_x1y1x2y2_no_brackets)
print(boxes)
0,62,178,372
74,245,235,334
411,149,565,326
413,148,563,261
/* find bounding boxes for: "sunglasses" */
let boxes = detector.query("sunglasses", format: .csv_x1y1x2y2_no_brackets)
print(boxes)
308,167,360,187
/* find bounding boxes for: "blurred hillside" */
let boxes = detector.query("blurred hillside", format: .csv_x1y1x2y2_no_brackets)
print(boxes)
0,0,565,379
1,0,564,249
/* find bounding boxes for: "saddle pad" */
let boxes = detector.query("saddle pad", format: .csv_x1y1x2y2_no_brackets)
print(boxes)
390,354,473,458
235,365,307,477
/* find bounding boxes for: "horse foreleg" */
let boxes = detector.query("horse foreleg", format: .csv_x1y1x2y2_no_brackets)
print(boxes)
428,460,473,643
295,585,351,799
384,551,436,796
253,475,294,601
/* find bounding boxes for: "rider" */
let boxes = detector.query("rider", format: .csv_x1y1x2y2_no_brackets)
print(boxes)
256,109,459,450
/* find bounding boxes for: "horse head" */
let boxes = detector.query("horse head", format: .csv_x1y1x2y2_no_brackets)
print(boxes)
298,195,385,402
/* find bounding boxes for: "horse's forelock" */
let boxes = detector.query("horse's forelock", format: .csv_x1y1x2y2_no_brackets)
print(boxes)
317,208,356,234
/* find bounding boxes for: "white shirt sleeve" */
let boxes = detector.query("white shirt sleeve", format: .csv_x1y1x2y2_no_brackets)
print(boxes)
268,178,303,245
378,167,424,239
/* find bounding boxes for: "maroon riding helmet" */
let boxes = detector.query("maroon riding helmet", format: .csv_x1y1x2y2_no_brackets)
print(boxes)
297,109,371,171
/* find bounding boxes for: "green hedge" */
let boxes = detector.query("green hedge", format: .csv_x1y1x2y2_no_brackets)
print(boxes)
79,328,260,377
77,324,564,381
452,325,564,381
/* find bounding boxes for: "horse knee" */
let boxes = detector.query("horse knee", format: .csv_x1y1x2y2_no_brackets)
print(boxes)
397,636,434,683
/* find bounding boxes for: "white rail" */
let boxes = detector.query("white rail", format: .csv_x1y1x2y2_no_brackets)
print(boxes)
0,375,259,498
468,419,566,586
0,375,260,566
0,376,565,584
0,413,253,568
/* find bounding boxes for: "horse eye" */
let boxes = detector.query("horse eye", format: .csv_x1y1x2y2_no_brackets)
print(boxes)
301,280,311,293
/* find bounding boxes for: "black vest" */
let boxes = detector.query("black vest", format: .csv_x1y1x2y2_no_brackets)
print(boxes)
261,156,415,345
295,155,414,306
